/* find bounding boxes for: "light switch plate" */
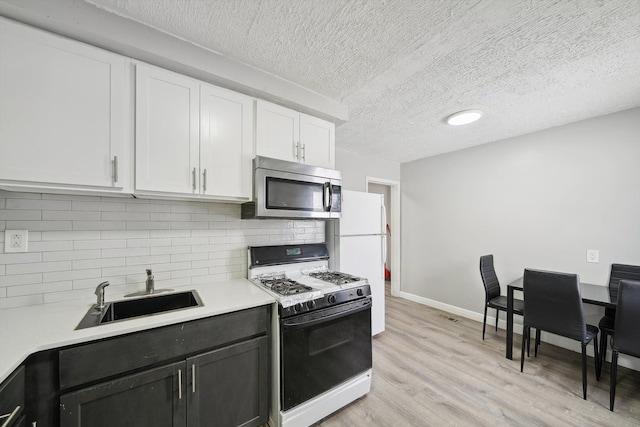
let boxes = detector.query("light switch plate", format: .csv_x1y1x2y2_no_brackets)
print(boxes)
4,230,28,253
586,249,599,263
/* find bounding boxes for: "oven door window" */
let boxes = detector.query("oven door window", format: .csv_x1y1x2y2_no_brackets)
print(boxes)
280,301,372,411
265,177,326,212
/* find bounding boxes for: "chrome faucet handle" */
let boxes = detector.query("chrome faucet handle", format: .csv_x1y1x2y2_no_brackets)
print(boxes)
95,281,110,310
145,269,155,293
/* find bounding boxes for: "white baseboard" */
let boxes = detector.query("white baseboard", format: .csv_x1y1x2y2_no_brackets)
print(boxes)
397,291,640,372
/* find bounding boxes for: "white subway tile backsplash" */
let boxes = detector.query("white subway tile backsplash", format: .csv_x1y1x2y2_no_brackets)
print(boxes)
0,253,42,265
29,241,74,252
42,231,101,241
0,273,42,287
7,281,72,297
6,220,72,231
126,255,171,266
102,247,149,258
43,250,101,262
0,210,41,220
7,261,71,275
6,198,70,211
0,192,324,307
74,239,127,250
72,201,125,212
43,211,100,221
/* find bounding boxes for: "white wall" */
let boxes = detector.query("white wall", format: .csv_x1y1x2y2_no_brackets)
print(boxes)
335,148,400,191
400,108,640,322
0,192,324,309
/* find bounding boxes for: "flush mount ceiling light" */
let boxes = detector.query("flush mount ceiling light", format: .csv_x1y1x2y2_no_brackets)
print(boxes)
446,109,483,126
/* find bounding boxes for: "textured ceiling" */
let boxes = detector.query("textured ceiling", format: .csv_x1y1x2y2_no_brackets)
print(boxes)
84,0,640,163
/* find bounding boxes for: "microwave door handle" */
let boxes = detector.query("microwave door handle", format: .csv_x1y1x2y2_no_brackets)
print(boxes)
324,182,332,211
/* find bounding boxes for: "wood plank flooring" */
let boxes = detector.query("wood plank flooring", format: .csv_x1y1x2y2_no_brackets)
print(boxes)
315,285,640,426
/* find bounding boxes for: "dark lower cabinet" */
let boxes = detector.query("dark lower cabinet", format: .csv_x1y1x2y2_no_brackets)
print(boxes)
0,365,25,427
51,305,270,427
187,336,268,427
60,362,185,427
58,336,268,427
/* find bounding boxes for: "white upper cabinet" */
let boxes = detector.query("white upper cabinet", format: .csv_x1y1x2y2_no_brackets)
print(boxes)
135,65,200,195
135,63,253,200
0,18,130,192
256,100,335,169
200,85,253,199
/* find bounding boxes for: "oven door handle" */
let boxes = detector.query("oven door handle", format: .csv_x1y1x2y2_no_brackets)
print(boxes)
282,299,372,329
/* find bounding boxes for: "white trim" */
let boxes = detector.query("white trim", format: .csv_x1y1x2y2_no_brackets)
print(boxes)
365,176,401,298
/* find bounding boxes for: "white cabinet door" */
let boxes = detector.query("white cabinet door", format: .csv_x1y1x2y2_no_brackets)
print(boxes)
200,85,253,199
255,100,299,163
135,64,199,194
299,113,335,169
0,18,127,190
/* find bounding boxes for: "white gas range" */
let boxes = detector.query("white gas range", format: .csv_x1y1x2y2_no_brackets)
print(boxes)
248,243,372,427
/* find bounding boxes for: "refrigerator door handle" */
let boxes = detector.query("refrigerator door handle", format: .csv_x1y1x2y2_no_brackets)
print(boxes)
381,202,387,266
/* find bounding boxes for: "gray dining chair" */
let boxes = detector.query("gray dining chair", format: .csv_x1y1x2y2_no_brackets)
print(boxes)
520,268,600,400
609,279,640,411
598,264,640,378
479,255,524,340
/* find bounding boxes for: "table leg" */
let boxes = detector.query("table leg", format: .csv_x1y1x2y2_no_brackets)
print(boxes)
506,285,514,359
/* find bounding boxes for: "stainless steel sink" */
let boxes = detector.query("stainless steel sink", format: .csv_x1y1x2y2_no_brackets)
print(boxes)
76,290,203,329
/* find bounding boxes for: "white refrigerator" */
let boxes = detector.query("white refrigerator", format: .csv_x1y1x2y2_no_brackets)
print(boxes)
327,190,386,336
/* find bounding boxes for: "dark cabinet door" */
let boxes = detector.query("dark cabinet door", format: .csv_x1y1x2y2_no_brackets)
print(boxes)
60,362,186,427
187,336,269,427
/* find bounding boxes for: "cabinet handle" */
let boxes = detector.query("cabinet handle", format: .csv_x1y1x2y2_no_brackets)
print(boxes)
202,169,207,192
113,156,119,183
301,144,306,162
192,168,197,192
294,142,299,160
0,405,20,427
192,364,196,393
178,369,183,400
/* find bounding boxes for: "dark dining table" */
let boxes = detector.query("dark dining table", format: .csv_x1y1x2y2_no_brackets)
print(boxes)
505,277,616,359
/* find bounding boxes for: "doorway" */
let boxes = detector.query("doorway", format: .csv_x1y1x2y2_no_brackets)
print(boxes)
366,177,400,297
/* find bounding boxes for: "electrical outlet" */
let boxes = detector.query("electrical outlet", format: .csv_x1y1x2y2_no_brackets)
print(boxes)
4,230,28,253
586,249,599,263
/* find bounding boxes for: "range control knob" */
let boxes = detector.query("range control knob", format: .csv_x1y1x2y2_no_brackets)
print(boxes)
307,300,316,309
356,288,364,297
294,303,304,312
327,294,336,304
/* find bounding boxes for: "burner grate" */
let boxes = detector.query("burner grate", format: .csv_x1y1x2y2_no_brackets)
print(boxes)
309,271,364,286
257,276,314,296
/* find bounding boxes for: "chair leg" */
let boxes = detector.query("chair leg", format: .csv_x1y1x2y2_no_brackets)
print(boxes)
482,305,488,340
581,343,588,400
599,330,608,379
535,329,541,357
527,328,531,357
495,308,499,331
520,326,528,372
593,335,600,381
610,350,619,411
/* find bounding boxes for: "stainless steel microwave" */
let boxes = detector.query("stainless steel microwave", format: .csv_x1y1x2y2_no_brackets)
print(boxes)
241,156,342,219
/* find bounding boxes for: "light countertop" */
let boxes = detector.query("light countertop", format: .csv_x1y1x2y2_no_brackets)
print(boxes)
0,279,276,383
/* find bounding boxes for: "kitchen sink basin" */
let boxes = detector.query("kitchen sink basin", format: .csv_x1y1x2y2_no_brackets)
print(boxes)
76,290,203,330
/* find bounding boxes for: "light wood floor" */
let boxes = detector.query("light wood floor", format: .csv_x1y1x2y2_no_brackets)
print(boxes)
315,285,640,426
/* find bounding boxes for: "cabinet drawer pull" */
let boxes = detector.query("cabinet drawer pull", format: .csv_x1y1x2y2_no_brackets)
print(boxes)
202,169,207,192
192,168,197,191
178,369,182,400
113,156,119,183
192,364,196,393
0,405,20,427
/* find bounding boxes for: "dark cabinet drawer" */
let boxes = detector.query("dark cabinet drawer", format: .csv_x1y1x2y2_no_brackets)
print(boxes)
59,306,268,390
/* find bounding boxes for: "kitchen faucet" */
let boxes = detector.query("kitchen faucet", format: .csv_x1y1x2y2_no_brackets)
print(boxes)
124,269,173,297
94,281,109,310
